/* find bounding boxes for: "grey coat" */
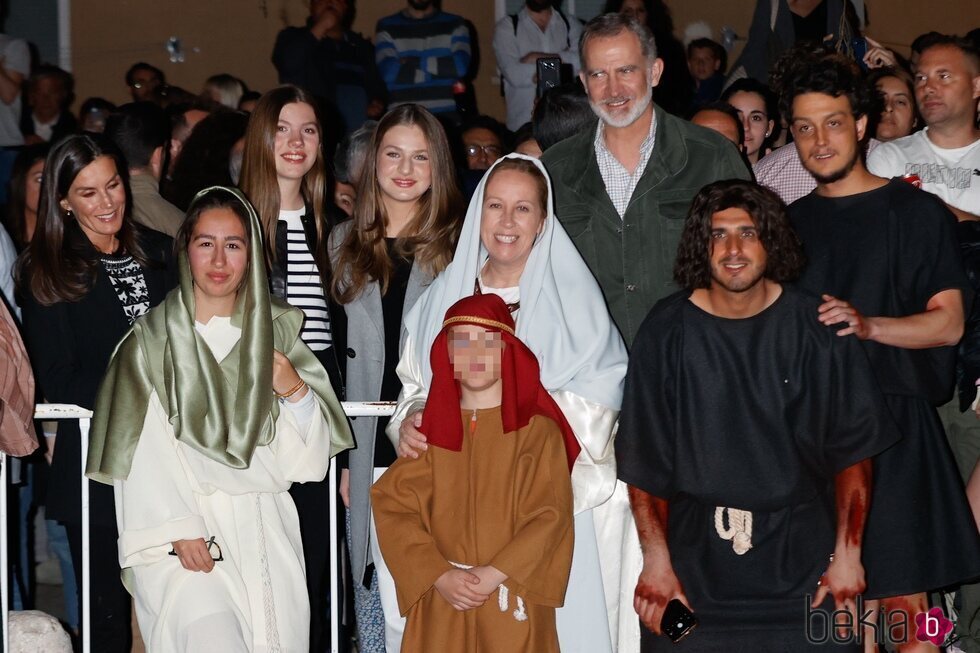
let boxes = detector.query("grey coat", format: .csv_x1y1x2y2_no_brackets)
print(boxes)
328,221,434,582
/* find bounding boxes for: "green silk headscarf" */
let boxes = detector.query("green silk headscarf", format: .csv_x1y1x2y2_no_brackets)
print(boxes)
86,186,353,484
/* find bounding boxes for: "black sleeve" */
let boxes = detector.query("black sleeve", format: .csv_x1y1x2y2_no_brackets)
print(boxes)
21,293,103,409
802,328,901,476
272,27,318,85
900,192,972,311
615,309,677,498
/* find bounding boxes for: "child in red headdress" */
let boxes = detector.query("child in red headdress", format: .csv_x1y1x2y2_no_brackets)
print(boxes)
371,293,577,652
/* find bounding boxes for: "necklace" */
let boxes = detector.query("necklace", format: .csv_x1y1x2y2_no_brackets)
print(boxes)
473,277,520,314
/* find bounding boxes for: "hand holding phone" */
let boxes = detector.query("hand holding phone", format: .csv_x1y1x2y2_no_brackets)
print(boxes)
536,57,562,98
661,598,698,643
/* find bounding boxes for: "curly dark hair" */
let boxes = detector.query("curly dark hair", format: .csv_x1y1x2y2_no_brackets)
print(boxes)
773,50,878,124
673,180,804,290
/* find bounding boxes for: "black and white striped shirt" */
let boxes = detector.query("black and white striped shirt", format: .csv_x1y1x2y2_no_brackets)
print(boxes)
281,208,331,351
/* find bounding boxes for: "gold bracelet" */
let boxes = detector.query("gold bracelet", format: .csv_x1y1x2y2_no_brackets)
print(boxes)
275,378,306,399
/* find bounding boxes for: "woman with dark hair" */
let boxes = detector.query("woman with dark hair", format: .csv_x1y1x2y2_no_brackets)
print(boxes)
239,85,347,649
603,0,694,116
722,78,780,164
4,142,50,249
166,110,250,211
86,186,352,652
16,133,175,651
867,66,920,142
329,103,463,652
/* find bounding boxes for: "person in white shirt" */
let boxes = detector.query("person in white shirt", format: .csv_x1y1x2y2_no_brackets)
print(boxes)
493,0,582,131
867,35,980,222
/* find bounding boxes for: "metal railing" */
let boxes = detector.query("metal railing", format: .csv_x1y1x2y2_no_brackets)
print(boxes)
1,401,395,653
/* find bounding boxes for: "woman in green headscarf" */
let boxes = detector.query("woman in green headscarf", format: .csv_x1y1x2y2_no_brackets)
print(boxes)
87,186,353,652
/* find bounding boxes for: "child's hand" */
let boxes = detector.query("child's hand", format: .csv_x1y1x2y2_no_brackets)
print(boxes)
434,569,488,611
468,565,508,595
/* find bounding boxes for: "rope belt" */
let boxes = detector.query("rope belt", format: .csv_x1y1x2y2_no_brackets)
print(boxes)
714,507,753,555
449,561,528,622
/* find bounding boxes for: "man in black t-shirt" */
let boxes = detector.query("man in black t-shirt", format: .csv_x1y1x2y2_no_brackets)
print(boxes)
617,179,897,651
780,53,980,648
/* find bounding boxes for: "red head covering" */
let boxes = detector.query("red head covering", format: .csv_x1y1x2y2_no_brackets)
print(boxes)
419,293,581,471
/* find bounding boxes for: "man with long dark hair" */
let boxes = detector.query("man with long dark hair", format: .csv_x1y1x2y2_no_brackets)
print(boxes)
617,179,897,651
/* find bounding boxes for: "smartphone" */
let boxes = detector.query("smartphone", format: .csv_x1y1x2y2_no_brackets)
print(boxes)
852,38,869,70
661,599,698,643
536,57,562,98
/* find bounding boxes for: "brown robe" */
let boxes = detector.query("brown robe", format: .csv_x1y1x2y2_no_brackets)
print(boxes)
0,298,37,456
371,407,574,652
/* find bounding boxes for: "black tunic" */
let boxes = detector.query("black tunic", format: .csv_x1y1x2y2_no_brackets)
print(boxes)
617,288,898,650
791,179,980,597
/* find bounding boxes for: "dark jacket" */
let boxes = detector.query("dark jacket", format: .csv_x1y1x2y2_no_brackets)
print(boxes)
540,106,751,347
20,109,78,144
272,25,386,134
20,226,175,524
957,220,980,411
269,203,348,397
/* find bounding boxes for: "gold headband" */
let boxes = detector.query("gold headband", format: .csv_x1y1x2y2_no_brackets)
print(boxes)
442,315,515,335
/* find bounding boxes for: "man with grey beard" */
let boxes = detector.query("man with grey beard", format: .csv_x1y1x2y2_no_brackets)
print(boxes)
541,12,749,348
540,12,749,652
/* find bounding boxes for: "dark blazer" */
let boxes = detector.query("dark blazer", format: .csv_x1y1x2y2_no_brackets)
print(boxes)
20,226,175,524
269,202,348,397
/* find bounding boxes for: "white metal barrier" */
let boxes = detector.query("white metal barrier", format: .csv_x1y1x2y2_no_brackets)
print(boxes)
1,400,395,653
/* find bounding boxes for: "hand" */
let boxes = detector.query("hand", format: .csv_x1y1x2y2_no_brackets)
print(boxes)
171,538,215,573
468,565,507,595
634,560,691,636
520,52,557,64
398,410,427,459
310,2,342,39
812,551,866,639
863,37,897,69
818,295,872,339
434,569,488,611
366,99,385,119
273,350,308,401
340,468,351,508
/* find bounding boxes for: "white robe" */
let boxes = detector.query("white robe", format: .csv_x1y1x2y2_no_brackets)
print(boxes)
113,316,332,653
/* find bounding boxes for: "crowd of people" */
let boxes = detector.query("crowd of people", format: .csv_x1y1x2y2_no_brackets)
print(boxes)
0,0,979,652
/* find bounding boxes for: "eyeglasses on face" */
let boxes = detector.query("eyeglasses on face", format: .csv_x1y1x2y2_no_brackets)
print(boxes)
465,144,502,158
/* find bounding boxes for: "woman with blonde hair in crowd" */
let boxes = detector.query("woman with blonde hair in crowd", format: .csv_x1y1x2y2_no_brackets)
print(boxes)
329,103,463,652
238,83,345,651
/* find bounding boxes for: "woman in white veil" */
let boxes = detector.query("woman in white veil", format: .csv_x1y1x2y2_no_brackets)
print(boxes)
383,154,640,652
